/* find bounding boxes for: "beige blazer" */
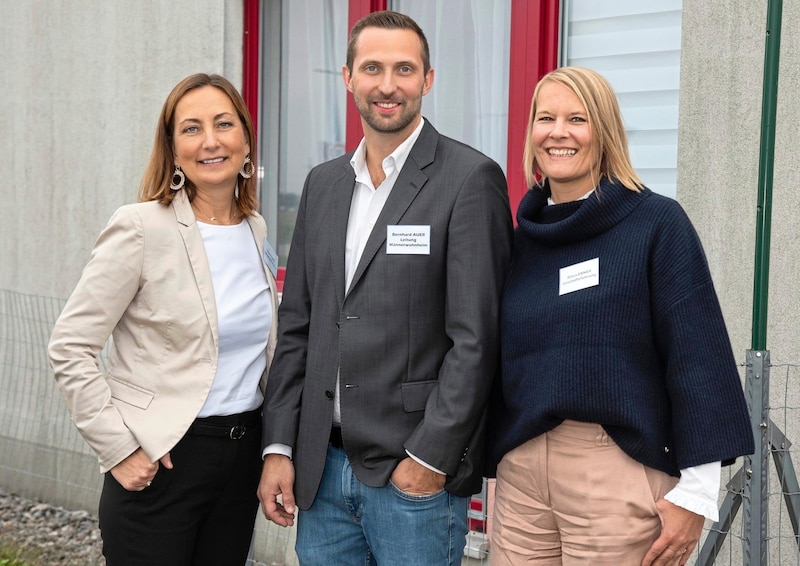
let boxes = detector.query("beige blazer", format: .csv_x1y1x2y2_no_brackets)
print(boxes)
49,190,278,473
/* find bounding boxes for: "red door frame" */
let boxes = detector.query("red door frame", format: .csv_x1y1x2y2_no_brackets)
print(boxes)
242,0,261,138
507,0,559,219
345,0,388,150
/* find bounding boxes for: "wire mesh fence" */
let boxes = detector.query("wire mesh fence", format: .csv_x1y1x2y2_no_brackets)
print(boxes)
1,286,798,565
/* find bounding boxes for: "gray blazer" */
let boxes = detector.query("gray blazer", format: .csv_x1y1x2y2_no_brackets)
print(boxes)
262,121,512,508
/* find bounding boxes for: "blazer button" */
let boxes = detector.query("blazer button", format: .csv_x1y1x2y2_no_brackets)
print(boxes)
336,322,340,329
325,390,334,399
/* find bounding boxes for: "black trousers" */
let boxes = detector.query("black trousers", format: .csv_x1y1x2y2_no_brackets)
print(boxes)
98,411,262,566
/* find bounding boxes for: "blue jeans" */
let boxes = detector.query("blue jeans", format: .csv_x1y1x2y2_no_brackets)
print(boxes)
296,444,469,565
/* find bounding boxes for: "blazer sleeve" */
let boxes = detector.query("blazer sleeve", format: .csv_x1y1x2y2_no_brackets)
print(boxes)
261,173,313,448
404,156,513,475
48,206,143,471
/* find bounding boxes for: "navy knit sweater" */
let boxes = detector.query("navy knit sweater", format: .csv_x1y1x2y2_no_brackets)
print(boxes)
487,179,754,477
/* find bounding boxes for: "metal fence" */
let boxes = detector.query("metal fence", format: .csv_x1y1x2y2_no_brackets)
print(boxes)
2,287,798,565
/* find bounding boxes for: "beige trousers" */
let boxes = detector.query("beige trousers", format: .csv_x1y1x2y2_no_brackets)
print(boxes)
491,420,678,565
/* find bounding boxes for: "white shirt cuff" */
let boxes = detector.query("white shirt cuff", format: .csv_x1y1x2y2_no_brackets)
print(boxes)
406,450,446,475
664,461,721,522
263,443,292,460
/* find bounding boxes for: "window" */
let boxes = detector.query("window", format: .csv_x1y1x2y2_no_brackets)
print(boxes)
562,0,683,197
248,1,680,265
258,0,349,265
250,0,560,268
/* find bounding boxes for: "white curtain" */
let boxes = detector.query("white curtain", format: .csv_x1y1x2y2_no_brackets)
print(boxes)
391,0,512,173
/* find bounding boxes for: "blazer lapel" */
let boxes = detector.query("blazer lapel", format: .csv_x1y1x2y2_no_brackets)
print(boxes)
346,122,437,297
246,214,279,391
246,214,278,297
173,190,219,346
330,161,356,305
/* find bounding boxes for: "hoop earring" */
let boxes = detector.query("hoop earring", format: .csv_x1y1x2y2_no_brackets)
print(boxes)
170,166,185,191
239,155,254,179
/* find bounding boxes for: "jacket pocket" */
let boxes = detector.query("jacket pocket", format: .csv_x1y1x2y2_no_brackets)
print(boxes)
400,379,436,412
108,377,154,410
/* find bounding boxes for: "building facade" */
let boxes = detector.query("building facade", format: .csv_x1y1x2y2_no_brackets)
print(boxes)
1,0,799,562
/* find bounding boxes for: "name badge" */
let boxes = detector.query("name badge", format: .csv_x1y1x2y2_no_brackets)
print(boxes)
263,238,279,279
559,258,599,296
386,225,431,255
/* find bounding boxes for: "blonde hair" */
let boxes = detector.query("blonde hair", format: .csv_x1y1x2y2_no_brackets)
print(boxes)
138,73,259,215
522,66,642,192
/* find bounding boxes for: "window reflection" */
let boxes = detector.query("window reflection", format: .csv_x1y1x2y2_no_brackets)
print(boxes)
260,0,348,265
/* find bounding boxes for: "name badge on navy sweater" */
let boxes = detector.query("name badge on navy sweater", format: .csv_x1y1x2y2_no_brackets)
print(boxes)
559,258,599,296
386,225,431,255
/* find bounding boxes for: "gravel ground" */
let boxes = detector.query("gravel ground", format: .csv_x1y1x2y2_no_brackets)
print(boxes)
0,489,104,565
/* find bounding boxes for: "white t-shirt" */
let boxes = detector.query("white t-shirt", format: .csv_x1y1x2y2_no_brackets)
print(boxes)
196,220,272,417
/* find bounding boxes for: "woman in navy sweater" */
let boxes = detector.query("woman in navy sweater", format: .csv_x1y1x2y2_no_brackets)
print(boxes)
488,67,753,566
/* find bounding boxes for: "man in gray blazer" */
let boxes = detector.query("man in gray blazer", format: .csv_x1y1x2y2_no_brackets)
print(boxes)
258,10,512,565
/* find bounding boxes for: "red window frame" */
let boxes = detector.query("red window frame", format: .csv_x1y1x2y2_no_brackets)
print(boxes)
240,0,559,286
243,0,261,139
507,0,559,219
345,1,389,150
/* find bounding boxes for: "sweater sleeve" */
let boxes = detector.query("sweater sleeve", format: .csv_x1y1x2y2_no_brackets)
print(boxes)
648,200,754,469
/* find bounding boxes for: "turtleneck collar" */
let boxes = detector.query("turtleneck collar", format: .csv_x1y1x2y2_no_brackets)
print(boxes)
516,178,651,246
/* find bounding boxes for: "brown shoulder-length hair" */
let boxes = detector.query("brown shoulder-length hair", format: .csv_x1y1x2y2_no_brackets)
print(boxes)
138,73,258,214
522,66,643,192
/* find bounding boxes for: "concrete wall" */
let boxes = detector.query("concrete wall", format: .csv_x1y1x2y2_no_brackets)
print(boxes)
678,0,800,364
0,0,244,299
0,0,244,507
679,1,800,558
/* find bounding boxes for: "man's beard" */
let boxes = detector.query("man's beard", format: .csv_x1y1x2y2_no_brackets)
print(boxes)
355,95,422,134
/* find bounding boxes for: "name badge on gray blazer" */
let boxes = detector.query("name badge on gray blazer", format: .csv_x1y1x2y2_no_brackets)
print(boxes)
386,225,430,255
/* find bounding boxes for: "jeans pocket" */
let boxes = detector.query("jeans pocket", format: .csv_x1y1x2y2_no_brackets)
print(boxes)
388,480,445,502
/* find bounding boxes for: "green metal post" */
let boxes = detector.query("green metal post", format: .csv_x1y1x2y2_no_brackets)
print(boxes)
751,0,782,350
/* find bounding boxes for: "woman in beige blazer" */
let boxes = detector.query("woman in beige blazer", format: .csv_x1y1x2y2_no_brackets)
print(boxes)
48,73,278,566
